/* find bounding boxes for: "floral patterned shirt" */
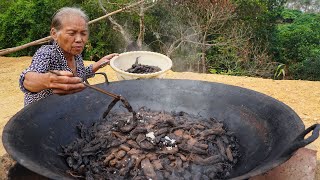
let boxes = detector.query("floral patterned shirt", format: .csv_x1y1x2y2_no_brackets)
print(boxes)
19,41,94,106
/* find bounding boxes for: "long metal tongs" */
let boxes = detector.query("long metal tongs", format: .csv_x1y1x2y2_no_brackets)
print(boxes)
49,70,136,119
49,70,121,99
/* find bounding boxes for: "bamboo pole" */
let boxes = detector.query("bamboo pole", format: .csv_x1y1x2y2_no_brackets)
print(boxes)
0,0,144,56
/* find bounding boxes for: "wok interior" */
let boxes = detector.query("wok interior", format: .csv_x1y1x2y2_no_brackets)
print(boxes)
3,79,304,179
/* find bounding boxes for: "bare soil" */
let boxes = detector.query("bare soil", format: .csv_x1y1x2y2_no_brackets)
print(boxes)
0,56,319,179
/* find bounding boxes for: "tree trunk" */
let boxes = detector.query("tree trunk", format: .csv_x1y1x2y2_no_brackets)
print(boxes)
137,4,145,50
201,31,208,73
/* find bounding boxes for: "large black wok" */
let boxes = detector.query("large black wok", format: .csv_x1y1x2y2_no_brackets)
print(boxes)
3,79,319,180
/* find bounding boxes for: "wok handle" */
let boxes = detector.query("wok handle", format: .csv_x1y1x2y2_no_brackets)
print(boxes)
84,72,109,85
282,124,320,156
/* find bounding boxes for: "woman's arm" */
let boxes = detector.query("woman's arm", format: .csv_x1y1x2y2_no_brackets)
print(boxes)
23,71,85,94
23,72,51,92
20,47,85,95
92,53,119,73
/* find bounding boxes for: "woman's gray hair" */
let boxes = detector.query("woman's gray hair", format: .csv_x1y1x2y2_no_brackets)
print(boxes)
51,7,89,31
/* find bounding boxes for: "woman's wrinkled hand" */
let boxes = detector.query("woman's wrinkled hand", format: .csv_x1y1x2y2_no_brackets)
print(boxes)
94,53,119,70
48,70,85,95
103,53,119,61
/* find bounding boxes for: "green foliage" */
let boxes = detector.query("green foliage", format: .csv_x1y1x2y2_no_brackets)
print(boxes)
289,56,320,81
233,0,286,44
0,0,131,58
274,63,286,79
202,0,287,77
1,1,319,81
275,9,320,80
0,1,37,55
0,0,75,56
280,8,302,21
206,43,244,76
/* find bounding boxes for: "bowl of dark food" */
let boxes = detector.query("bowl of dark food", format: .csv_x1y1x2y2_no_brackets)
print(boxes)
3,79,320,180
110,51,172,80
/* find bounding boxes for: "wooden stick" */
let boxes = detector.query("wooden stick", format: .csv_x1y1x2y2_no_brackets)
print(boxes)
88,0,144,25
0,0,144,56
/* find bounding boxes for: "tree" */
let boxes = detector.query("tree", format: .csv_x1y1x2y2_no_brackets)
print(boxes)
275,9,320,80
150,0,276,75
96,0,160,52
186,0,237,73
233,0,286,45
0,0,82,56
149,0,245,73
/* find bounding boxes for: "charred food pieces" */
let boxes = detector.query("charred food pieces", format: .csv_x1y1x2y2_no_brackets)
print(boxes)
62,107,240,180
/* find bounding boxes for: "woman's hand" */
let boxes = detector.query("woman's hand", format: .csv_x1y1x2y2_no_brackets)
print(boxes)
103,53,119,61
23,71,85,95
48,70,85,95
93,53,119,72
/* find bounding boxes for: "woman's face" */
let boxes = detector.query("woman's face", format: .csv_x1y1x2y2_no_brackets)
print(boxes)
51,15,89,58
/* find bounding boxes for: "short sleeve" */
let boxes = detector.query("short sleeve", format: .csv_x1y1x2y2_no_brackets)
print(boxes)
19,47,52,93
19,69,35,93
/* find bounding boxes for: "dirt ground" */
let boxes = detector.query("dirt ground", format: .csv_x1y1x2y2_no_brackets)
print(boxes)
0,56,319,179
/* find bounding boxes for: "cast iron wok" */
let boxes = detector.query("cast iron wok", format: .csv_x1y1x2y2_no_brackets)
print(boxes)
3,79,320,180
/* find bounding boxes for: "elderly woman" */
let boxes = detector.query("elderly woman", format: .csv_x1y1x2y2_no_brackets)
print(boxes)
19,7,118,106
